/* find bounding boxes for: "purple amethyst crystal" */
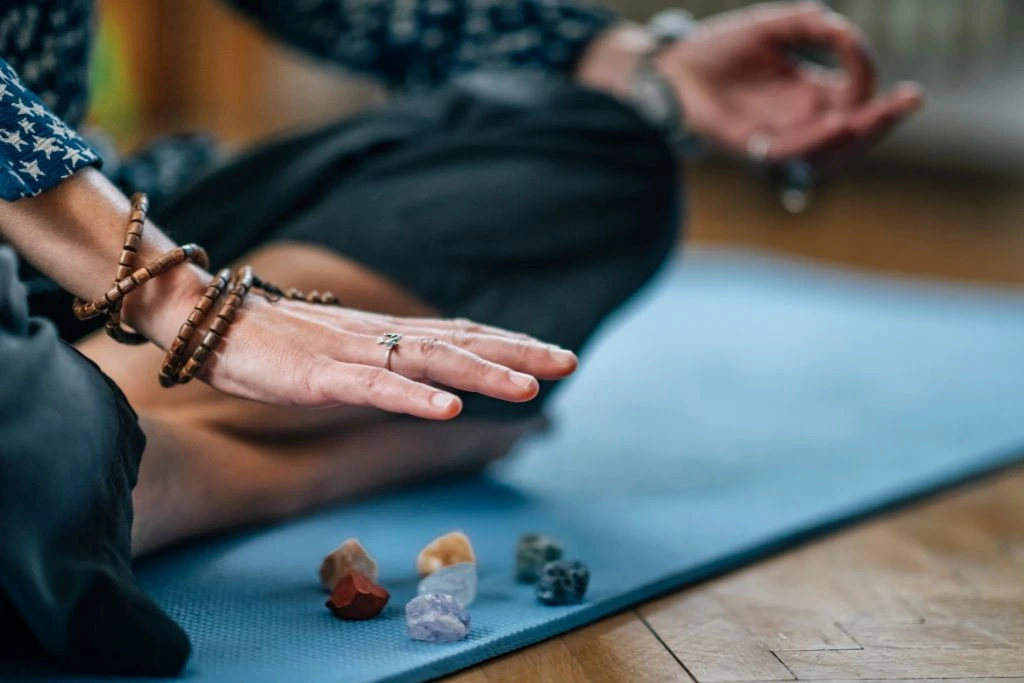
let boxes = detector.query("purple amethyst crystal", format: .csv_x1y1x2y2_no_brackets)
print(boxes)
405,593,470,643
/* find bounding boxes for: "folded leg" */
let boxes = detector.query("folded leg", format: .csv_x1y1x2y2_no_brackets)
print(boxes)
76,76,680,552
0,248,189,676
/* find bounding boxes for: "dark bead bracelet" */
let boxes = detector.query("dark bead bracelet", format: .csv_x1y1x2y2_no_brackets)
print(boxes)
70,192,344,388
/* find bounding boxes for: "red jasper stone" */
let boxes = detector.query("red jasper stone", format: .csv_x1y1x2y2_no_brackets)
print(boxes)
325,571,390,620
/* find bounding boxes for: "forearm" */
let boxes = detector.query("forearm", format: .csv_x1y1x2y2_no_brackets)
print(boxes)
575,23,654,99
0,168,205,347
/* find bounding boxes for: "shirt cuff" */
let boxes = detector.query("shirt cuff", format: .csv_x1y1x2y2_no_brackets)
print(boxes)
0,62,101,201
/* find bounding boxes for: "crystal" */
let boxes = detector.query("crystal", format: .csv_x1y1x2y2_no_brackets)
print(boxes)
320,538,378,591
325,571,390,620
416,531,476,576
536,560,589,605
417,561,477,606
405,593,470,642
515,533,564,583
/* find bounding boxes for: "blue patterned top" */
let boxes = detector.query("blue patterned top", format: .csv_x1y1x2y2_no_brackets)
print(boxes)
0,0,613,201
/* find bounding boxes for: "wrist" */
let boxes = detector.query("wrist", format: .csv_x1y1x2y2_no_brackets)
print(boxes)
0,168,211,349
651,39,710,141
575,23,656,100
120,257,208,350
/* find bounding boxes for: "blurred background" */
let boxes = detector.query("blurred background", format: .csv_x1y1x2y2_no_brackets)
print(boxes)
93,0,1024,285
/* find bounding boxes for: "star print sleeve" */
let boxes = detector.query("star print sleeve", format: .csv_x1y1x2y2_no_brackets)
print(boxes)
223,0,616,91
0,58,99,201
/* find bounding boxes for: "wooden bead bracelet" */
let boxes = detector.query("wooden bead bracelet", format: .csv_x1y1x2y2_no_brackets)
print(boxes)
158,267,232,387
71,242,210,320
72,192,342,387
106,193,149,345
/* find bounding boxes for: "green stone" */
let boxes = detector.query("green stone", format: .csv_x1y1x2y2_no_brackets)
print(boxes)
515,533,564,583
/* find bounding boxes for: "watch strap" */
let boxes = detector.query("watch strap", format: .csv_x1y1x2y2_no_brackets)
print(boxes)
629,9,705,157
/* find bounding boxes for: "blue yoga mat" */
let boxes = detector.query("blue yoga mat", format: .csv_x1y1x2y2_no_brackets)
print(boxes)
48,250,1024,682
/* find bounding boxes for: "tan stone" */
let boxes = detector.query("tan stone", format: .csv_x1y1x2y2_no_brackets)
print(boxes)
416,531,476,576
319,538,378,592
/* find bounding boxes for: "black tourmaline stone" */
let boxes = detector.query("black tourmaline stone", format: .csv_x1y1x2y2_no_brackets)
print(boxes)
535,560,590,605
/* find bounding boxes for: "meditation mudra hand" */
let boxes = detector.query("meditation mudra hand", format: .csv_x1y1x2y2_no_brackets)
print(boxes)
579,1,923,168
658,2,923,164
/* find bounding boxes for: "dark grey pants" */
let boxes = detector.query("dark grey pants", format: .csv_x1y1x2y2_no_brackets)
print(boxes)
0,248,190,676
4,76,679,674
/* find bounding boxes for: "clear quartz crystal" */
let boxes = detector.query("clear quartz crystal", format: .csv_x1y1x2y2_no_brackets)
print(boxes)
417,562,477,606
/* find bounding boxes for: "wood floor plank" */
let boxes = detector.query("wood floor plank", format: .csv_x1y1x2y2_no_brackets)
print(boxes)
458,611,691,682
445,670,490,683
560,611,694,682
895,519,1024,601
475,638,590,683
837,618,1016,649
711,528,942,624
777,647,1024,679
738,679,1024,683
639,593,795,682
709,578,861,652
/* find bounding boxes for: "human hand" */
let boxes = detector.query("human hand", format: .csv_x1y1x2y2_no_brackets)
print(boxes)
0,168,575,419
153,274,577,420
656,1,923,167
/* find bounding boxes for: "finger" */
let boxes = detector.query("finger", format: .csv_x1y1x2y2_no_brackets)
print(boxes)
336,310,545,345
762,110,855,162
340,334,542,403
312,361,463,419
817,83,924,170
400,316,559,351
800,64,849,110
302,309,577,378
398,327,577,380
848,82,923,137
820,11,876,105
758,2,876,105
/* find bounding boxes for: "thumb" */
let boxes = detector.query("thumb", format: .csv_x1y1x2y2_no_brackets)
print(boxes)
757,2,877,105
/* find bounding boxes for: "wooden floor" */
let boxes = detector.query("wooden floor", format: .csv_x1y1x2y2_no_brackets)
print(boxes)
451,467,1024,682
449,163,1024,682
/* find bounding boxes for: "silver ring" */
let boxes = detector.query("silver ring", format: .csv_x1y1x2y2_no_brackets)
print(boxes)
377,332,402,371
747,132,772,163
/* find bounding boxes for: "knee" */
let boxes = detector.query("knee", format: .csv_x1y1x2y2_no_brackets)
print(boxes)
514,78,683,259
0,327,145,517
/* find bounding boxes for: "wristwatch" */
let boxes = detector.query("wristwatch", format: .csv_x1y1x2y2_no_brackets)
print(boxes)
629,9,703,156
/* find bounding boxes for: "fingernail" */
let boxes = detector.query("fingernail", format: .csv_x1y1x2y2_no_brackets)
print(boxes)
431,393,458,410
548,345,574,362
508,370,537,389
898,81,925,99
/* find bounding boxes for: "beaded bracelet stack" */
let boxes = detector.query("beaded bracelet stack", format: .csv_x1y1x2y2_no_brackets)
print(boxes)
72,192,341,387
